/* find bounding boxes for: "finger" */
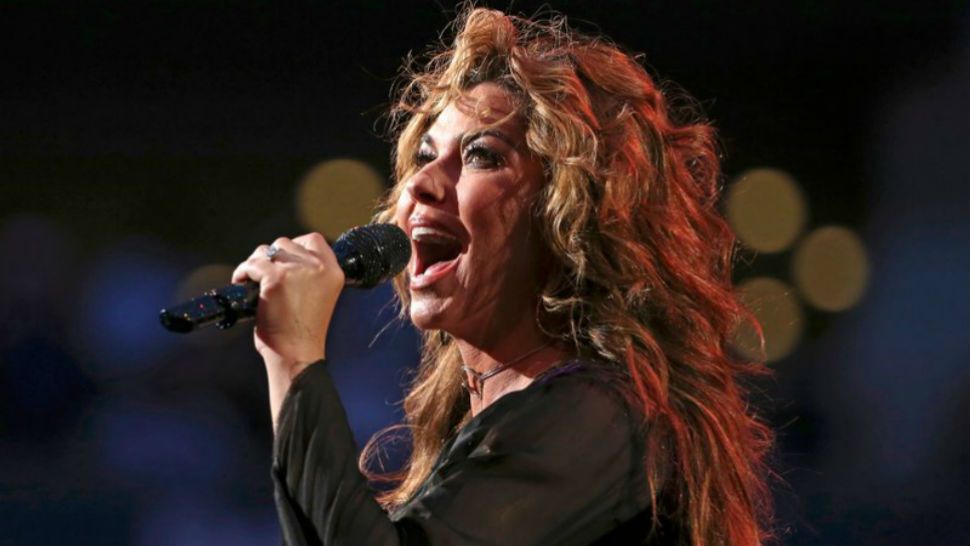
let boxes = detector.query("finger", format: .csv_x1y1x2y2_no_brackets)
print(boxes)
232,257,275,285
247,244,272,261
293,232,329,253
270,237,313,263
293,232,339,267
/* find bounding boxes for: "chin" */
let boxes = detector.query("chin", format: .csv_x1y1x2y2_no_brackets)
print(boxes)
408,298,449,333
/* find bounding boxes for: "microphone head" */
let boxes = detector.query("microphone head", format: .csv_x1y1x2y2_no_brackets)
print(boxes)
333,223,411,288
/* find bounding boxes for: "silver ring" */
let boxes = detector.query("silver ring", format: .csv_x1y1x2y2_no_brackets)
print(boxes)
266,244,282,261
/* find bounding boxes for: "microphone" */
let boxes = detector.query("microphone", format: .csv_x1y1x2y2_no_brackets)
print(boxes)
159,223,411,333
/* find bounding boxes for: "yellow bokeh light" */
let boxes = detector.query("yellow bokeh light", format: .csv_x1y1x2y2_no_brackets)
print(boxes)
297,159,386,240
176,263,236,302
726,167,807,253
792,226,869,312
733,277,805,363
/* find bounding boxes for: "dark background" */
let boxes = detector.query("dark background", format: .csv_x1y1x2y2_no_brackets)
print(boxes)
2,1,968,545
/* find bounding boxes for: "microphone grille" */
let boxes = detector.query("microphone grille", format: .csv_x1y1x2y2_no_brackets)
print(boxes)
333,223,411,288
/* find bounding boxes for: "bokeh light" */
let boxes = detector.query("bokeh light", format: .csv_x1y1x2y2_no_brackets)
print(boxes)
86,392,247,488
0,213,77,346
175,264,236,302
726,167,808,253
733,277,805,363
792,225,870,311
296,158,386,240
72,239,181,378
1,339,90,437
133,491,278,546
326,282,419,451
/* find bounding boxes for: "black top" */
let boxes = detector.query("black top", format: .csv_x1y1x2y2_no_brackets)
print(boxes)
272,359,672,546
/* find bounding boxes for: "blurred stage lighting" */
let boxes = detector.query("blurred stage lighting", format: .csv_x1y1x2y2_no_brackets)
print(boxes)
0,213,77,346
296,158,385,240
134,492,278,546
733,277,805,363
726,167,807,253
176,264,236,302
87,393,245,487
793,225,870,312
73,240,181,377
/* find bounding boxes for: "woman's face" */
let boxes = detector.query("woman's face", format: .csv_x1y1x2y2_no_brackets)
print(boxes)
394,82,547,343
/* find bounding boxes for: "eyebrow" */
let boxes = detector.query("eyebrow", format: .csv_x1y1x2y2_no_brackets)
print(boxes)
420,129,518,150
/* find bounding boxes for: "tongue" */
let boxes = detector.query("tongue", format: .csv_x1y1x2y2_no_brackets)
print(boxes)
424,258,457,276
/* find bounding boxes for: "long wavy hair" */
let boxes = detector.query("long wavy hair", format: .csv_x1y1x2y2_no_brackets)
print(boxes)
365,7,774,546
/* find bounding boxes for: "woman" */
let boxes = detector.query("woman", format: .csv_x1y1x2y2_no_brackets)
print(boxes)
232,7,773,546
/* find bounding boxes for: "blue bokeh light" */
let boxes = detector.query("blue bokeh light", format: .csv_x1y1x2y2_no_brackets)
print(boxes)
1,337,92,437
87,392,247,488
133,490,278,546
72,238,183,378
326,283,420,452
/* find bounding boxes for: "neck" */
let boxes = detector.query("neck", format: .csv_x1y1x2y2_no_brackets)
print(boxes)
455,293,547,372
455,324,572,415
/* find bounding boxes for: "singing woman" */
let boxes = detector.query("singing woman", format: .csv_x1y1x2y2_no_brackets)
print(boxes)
232,7,774,545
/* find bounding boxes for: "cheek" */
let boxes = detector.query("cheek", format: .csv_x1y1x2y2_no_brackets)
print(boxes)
472,193,534,242
462,210,534,281
460,188,517,240
391,191,414,231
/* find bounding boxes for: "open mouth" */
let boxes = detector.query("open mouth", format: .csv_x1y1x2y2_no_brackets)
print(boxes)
412,226,463,280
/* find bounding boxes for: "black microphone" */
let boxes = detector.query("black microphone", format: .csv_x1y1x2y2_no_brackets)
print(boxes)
159,223,411,333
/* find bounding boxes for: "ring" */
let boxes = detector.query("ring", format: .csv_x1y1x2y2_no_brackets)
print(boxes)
266,244,282,261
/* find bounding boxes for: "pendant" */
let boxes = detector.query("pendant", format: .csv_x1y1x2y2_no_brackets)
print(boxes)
459,342,551,402
461,367,485,400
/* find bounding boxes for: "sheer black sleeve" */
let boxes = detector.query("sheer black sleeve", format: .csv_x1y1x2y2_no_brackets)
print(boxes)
271,361,652,546
272,361,402,546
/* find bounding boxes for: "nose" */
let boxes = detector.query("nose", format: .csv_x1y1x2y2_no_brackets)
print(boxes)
405,167,447,204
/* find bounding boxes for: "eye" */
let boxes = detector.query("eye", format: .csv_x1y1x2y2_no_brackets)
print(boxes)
414,147,436,167
463,142,504,169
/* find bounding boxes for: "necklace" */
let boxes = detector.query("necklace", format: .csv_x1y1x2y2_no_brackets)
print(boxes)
460,342,551,400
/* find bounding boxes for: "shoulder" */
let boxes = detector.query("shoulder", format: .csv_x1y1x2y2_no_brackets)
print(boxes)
428,357,654,523
534,357,634,397
471,357,646,455
527,357,641,422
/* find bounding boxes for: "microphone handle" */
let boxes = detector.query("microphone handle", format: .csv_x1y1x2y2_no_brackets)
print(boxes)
160,233,369,333
160,281,261,333
159,223,411,334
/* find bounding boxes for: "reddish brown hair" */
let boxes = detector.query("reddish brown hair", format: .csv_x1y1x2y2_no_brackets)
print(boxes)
369,7,774,545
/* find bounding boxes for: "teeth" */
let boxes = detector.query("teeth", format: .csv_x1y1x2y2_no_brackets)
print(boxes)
412,226,459,244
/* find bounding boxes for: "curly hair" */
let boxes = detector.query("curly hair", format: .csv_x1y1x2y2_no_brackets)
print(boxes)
366,7,774,546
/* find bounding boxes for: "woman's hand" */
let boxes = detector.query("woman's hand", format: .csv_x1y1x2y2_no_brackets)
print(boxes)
232,233,345,430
